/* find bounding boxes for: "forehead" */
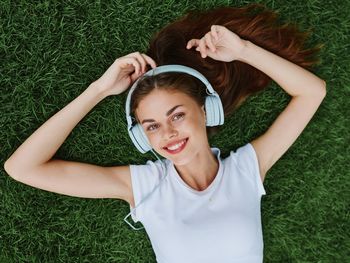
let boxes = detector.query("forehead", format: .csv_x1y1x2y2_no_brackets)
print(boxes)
136,89,197,118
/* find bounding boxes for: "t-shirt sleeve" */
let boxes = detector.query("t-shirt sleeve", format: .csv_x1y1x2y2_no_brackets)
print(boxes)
232,143,266,196
129,159,164,223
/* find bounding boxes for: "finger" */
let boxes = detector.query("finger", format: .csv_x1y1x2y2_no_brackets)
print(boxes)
198,38,207,58
124,56,141,75
211,25,219,41
130,69,140,83
205,32,216,53
186,39,193,49
187,39,200,49
141,53,157,69
131,52,147,73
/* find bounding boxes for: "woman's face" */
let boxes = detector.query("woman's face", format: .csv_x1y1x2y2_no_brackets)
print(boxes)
135,89,208,165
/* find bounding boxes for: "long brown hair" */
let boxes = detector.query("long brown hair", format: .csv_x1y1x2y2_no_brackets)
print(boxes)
130,3,323,137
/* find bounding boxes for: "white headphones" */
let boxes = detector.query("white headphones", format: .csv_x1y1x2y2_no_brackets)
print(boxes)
125,64,224,154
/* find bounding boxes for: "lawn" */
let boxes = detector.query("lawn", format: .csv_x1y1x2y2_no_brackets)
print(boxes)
1,0,349,262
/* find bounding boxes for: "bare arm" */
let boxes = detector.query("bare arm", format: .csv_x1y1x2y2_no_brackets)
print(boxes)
4,52,156,204
4,83,105,175
187,25,326,182
239,40,326,97
238,40,326,181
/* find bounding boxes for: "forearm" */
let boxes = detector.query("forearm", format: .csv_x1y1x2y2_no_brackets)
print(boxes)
5,82,106,171
238,40,326,96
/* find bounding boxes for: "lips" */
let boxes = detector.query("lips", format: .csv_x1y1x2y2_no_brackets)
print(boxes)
163,138,189,154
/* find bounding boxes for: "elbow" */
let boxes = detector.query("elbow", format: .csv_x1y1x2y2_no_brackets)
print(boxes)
321,80,327,97
298,79,327,99
313,79,327,99
4,160,21,181
4,160,14,177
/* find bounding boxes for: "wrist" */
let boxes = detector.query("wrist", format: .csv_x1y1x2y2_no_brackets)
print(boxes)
88,81,108,101
237,40,252,63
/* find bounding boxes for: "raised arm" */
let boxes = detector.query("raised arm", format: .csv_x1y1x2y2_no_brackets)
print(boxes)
4,52,156,204
239,40,326,182
187,25,326,182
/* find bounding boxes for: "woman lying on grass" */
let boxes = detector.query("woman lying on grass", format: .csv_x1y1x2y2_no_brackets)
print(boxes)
4,3,326,263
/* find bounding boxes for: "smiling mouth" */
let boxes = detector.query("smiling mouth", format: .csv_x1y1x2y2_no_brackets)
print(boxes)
163,138,189,154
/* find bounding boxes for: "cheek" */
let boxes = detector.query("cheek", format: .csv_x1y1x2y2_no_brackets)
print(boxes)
186,114,205,131
145,133,162,149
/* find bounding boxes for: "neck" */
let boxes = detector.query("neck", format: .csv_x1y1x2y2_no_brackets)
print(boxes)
173,146,219,191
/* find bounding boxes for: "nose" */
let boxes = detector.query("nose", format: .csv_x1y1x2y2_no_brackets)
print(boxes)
163,123,178,139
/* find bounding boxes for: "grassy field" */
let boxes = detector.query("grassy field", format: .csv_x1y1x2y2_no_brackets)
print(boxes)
1,0,349,262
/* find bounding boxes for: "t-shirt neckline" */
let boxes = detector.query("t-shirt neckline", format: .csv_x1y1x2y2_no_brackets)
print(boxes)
169,147,223,195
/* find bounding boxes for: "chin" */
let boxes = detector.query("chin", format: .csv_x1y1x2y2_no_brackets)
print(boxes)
165,151,196,167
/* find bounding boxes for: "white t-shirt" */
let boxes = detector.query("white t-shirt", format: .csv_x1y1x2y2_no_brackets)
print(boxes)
129,143,266,263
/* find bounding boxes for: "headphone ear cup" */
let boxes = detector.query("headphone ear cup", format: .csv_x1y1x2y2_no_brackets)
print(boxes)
205,96,215,126
130,124,152,153
205,95,224,126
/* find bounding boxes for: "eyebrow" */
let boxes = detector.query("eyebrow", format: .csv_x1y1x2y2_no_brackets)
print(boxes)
141,104,184,125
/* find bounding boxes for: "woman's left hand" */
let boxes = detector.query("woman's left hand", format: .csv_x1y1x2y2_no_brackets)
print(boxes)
186,25,247,62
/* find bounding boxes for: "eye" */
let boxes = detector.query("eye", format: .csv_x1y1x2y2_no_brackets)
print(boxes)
147,123,159,131
146,113,185,132
173,112,185,121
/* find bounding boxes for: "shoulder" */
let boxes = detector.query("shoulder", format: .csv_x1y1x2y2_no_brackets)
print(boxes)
128,158,169,221
228,143,257,172
129,158,168,188
226,143,254,163
225,143,266,195
213,143,255,176
130,158,167,174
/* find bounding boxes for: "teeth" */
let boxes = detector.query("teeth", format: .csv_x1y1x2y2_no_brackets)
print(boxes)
167,139,186,150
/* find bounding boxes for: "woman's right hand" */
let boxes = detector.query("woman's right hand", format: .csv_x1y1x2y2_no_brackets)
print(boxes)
186,25,247,63
93,52,157,97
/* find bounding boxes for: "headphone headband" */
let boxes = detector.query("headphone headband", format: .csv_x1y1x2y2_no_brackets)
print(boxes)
126,64,217,126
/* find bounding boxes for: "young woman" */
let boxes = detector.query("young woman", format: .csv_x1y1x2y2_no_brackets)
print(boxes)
4,3,326,263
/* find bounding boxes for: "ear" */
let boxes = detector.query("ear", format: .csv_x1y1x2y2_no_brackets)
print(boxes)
201,105,206,119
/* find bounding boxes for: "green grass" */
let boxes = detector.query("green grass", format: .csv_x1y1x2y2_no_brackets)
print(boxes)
1,0,349,262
